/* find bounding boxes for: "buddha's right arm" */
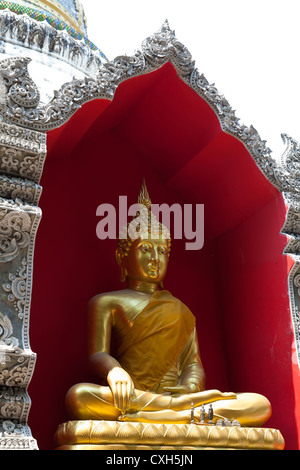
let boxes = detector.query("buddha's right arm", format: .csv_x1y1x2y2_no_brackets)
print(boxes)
87,295,119,379
87,295,134,412
89,351,122,379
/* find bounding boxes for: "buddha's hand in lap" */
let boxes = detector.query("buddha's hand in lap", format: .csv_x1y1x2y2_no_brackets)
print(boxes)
107,366,135,414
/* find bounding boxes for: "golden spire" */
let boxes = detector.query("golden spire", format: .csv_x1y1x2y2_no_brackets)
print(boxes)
118,179,171,254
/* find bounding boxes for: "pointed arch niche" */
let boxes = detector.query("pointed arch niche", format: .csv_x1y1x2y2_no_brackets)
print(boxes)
0,23,299,450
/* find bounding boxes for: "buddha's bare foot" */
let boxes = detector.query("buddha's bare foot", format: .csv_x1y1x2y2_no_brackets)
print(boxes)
205,390,237,401
171,389,237,411
220,392,237,400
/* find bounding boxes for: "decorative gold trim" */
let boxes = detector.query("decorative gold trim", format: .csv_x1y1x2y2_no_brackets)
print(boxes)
54,420,285,450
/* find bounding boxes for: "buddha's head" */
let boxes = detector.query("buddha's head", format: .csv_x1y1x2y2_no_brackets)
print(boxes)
116,180,171,289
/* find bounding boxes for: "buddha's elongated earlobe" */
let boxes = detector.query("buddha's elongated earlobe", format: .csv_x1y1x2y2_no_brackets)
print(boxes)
159,281,164,289
116,248,127,282
120,266,127,283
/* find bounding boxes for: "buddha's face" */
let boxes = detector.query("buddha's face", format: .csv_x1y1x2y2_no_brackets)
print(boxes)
118,235,170,286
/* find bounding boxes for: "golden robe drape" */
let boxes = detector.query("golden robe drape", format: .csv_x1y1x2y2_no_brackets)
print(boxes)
116,290,196,390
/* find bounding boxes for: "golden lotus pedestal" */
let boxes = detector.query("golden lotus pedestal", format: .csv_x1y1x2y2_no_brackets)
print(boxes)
54,420,285,450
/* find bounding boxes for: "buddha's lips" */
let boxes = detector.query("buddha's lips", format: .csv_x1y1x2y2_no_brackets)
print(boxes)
148,267,159,277
148,265,159,272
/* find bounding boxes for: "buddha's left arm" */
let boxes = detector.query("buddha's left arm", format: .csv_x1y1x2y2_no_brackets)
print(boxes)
178,328,206,392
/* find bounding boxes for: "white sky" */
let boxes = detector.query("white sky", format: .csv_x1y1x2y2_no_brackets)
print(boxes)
81,0,300,161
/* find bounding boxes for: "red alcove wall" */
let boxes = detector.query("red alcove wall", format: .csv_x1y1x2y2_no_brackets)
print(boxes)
27,62,297,449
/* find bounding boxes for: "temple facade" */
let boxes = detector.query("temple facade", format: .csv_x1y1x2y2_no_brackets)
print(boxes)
0,0,299,450
0,1,107,104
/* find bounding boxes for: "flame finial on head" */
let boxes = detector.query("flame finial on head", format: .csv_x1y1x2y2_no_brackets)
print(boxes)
118,179,171,256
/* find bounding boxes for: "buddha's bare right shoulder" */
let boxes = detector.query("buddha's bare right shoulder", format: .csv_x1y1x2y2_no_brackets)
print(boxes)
87,290,126,314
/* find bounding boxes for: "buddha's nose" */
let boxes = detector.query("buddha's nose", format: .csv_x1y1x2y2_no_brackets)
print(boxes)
150,248,159,263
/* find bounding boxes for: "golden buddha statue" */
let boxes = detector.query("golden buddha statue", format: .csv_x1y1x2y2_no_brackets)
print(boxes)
64,181,272,431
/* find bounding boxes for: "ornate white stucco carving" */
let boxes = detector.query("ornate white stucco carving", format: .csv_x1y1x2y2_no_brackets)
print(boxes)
0,8,104,76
